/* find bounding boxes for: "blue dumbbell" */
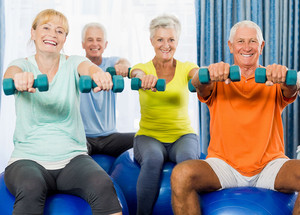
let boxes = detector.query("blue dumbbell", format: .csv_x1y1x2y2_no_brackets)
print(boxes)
131,78,166,91
198,65,241,84
188,79,196,92
255,68,298,85
3,74,49,95
79,75,124,93
106,67,131,78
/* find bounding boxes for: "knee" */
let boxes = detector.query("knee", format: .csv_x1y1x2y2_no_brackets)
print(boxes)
89,174,115,194
171,161,195,193
142,156,164,170
176,152,199,163
17,179,47,201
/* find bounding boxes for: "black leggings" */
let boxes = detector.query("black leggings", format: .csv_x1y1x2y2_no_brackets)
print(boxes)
4,155,122,215
87,132,134,157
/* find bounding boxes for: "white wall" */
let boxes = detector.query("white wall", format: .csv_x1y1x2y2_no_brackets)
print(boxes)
0,0,198,172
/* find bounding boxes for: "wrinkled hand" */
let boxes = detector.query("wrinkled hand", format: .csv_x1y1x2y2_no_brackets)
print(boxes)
92,71,113,92
115,64,129,77
141,74,158,92
14,72,36,93
264,64,288,86
208,61,231,84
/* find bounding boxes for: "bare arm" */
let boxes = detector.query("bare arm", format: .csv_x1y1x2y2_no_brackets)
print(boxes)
115,58,131,77
192,62,230,99
4,66,36,93
188,67,199,80
264,64,298,98
131,68,158,91
77,60,112,92
191,70,214,99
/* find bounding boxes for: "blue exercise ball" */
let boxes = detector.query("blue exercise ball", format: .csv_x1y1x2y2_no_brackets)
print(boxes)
0,172,129,215
200,187,297,215
110,149,175,215
91,154,116,174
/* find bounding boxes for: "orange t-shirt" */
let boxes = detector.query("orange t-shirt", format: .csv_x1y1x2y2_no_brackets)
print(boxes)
198,74,297,176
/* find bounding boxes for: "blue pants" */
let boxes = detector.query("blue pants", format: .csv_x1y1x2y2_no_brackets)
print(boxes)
4,155,122,215
134,134,200,215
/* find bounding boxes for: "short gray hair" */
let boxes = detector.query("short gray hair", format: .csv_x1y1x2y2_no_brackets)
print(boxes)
81,22,107,42
228,20,264,45
149,14,181,39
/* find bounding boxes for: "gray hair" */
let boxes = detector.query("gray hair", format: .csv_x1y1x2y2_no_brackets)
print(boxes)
149,14,181,39
81,22,107,42
229,20,264,45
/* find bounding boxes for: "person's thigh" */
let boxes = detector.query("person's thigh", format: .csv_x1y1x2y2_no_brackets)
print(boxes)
4,160,56,214
273,159,300,193
172,159,222,193
87,132,134,156
133,135,167,165
169,133,200,163
255,158,288,190
204,158,242,189
56,155,121,214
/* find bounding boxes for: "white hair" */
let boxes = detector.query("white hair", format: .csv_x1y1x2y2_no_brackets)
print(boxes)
149,14,181,40
229,20,264,45
81,22,107,42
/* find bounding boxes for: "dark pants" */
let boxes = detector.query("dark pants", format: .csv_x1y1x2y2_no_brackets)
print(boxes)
134,134,200,215
4,155,122,215
87,132,134,157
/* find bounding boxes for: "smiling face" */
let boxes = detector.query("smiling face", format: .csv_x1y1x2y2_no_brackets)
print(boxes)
228,27,265,68
82,27,108,60
31,16,67,54
150,27,178,62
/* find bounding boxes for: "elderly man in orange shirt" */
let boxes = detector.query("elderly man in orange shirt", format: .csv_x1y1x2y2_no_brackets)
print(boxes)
171,20,300,215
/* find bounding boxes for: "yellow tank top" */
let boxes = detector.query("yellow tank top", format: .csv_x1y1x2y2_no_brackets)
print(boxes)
132,60,198,142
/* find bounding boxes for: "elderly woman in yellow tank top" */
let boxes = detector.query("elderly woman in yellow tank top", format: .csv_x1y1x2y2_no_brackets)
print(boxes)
130,14,200,215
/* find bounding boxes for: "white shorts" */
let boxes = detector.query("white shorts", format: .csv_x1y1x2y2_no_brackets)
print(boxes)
205,157,289,190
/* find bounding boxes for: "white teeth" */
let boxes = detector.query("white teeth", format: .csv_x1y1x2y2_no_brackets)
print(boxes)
44,40,57,46
241,54,253,57
91,49,99,51
161,50,170,53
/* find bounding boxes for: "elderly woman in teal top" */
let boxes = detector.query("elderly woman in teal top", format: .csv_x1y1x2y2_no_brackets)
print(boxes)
3,9,122,215
130,14,200,215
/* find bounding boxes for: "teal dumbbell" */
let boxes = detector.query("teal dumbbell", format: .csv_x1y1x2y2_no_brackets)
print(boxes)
188,79,196,92
255,68,297,85
199,65,241,84
3,74,49,95
131,78,166,91
106,67,131,78
79,75,124,93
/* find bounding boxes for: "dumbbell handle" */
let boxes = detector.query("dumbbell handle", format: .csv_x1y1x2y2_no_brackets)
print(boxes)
131,78,166,91
79,75,124,93
188,79,196,92
106,67,131,78
255,68,298,85
199,65,241,84
3,74,49,95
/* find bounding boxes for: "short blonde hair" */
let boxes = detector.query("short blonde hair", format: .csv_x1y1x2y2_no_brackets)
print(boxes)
149,14,181,39
32,9,69,36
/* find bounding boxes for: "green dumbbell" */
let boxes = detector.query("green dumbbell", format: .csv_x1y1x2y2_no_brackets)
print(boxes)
131,78,166,91
79,75,124,93
255,68,298,85
3,74,49,95
198,65,241,84
188,79,196,92
106,67,131,78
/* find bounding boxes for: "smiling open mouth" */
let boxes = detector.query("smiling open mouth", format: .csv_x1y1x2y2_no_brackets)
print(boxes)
241,53,253,57
43,40,57,46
